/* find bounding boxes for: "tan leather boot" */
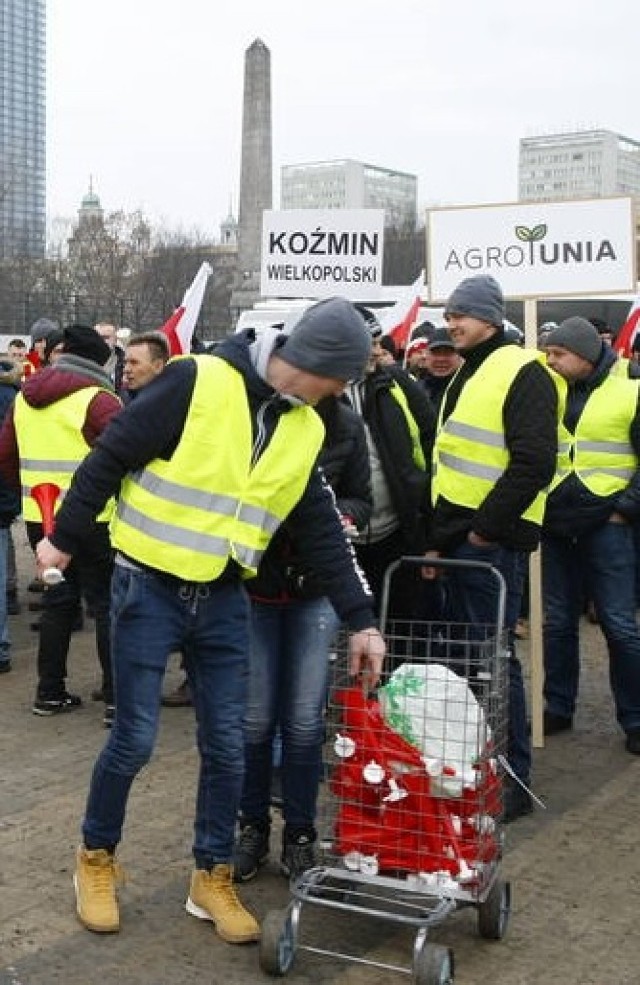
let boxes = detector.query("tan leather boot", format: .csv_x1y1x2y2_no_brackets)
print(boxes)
186,864,260,943
74,846,123,933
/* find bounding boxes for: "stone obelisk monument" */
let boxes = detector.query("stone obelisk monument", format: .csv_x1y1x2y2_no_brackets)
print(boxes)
230,38,272,320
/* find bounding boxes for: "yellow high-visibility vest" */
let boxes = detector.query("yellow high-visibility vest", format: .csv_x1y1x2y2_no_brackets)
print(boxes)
14,387,116,523
551,372,637,496
432,347,547,523
389,382,426,470
111,356,325,582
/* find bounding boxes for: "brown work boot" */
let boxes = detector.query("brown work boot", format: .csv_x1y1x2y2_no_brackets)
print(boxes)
186,864,260,943
74,846,124,933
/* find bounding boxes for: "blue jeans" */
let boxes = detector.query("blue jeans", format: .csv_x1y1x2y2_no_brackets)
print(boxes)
542,522,640,732
0,527,10,665
442,540,531,784
240,597,340,831
82,563,250,868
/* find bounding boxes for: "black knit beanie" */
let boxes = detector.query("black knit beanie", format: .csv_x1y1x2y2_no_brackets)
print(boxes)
62,323,111,366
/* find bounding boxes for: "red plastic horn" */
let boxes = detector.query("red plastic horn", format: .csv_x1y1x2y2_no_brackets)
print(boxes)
30,482,61,537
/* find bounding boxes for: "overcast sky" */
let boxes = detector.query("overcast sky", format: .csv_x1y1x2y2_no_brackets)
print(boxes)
47,0,640,240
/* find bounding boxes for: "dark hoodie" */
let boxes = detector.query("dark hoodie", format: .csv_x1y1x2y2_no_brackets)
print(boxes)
544,343,640,537
0,355,121,494
33,333,376,632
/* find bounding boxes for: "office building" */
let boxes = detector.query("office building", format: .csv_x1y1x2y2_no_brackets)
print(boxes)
281,159,418,229
519,129,640,202
0,0,46,259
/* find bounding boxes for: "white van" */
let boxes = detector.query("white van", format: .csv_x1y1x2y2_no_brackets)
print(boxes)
233,291,446,336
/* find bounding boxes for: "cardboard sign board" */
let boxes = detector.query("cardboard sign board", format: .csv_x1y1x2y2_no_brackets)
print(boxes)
261,209,385,300
427,197,636,302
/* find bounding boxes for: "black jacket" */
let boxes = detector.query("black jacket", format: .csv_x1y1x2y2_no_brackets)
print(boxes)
249,398,372,601
49,334,376,631
349,364,435,550
421,370,455,415
431,333,558,553
544,344,640,538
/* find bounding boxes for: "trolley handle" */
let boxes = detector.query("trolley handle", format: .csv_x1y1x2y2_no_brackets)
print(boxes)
378,555,507,636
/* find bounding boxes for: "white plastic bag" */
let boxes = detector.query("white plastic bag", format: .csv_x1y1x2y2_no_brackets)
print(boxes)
379,663,486,796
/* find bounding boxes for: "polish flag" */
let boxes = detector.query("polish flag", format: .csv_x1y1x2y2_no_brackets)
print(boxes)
160,262,213,356
377,272,424,351
613,296,640,359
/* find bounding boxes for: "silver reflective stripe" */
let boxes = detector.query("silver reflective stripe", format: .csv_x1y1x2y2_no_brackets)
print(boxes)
131,469,239,515
22,485,67,500
558,441,571,454
116,501,230,557
233,543,264,569
19,458,77,473
578,440,633,455
236,503,281,535
580,467,634,480
438,451,504,482
444,420,506,449
132,469,282,533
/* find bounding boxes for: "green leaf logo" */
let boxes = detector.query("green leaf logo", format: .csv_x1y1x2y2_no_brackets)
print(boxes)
515,223,547,262
515,225,533,242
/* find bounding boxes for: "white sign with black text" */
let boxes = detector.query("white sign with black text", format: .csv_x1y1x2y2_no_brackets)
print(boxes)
260,209,385,300
427,197,636,301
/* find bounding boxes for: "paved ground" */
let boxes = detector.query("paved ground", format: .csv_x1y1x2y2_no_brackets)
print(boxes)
1,524,639,985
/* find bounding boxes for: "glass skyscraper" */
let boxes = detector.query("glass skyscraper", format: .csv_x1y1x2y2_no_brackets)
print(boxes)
0,0,46,259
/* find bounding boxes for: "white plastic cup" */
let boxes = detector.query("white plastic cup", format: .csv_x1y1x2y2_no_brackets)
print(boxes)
42,567,64,586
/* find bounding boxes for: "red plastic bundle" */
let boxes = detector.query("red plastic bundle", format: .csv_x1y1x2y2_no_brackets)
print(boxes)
330,687,500,879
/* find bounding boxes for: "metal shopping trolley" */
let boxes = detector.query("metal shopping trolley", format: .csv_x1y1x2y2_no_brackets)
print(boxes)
259,557,512,984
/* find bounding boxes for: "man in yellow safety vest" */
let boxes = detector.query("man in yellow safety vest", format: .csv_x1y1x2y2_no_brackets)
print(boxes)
36,297,386,946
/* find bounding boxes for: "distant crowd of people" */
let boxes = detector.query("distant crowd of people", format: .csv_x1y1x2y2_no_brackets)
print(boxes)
1,277,640,951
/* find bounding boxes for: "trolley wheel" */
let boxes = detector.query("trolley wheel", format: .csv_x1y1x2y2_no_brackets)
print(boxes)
477,878,511,940
259,906,297,977
414,943,455,985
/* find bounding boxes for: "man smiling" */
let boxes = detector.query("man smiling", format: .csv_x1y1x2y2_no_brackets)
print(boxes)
425,274,558,821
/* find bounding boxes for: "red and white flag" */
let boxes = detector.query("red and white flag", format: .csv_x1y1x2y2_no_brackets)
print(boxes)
377,272,424,351
613,296,640,359
160,261,213,356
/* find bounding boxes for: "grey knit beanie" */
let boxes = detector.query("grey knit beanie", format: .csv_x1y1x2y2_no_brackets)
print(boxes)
444,275,505,328
30,317,60,342
545,316,602,364
278,298,371,382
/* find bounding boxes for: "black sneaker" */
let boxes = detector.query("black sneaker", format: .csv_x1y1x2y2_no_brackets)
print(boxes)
280,830,317,880
103,705,115,728
0,659,11,674
232,823,270,882
32,692,83,716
